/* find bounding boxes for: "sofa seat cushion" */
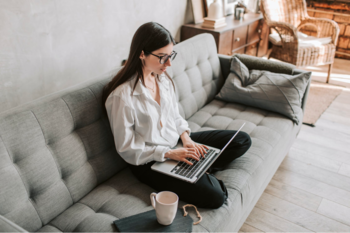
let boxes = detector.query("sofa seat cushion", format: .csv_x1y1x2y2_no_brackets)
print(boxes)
36,166,234,233
187,99,301,231
37,169,155,232
173,98,300,232
187,98,298,190
188,99,298,136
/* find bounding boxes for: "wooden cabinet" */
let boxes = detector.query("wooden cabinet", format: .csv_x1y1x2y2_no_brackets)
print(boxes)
181,13,269,57
232,25,248,54
218,30,233,55
247,20,261,44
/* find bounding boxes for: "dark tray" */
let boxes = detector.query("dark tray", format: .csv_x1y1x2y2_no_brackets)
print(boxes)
113,208,193,232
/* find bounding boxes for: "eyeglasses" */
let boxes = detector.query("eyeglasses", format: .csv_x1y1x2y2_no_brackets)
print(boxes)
146,51,177,64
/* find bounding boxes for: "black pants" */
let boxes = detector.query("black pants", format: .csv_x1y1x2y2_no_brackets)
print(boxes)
129,130,252,209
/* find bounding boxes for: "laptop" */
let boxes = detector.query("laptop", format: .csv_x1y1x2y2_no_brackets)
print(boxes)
151,123,246,183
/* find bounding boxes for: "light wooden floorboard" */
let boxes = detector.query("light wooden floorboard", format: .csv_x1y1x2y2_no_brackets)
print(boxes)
321,111,350,127
327,107,350,119
273,168,350,209
331,88,350,104
239,57,350,232
338,163,350,177
245,206,312,232
239,223,263,233
325,103,350,116
317,199,350,227
327,100,350,114
315,118,350,137
300,124,350,145
318,89,350,126
327,97,350,110
288,147,342,173
297,129,349,154
292,138,350,163
264,179,322,212
255,193,350,232
280,157,350,192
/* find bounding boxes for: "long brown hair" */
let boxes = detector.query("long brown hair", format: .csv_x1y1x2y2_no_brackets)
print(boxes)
102,22,176,115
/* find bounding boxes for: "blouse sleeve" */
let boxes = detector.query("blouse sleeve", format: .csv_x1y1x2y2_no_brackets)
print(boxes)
170,85,191,137
106,95,171,166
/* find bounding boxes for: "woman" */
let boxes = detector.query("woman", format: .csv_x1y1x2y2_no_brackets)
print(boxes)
102,22,251,209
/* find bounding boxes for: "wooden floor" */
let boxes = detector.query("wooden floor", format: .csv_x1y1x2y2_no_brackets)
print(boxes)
239,58,350,232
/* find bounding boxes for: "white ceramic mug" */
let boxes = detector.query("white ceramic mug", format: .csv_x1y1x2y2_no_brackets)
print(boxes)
150,191,178,225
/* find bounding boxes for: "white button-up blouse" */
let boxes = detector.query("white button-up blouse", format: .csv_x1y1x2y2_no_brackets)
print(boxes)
105,73,191,166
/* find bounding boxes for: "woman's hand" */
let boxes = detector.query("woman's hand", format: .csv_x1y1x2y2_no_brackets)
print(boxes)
164,148,200,166
182,138,209,159
180,131,209,159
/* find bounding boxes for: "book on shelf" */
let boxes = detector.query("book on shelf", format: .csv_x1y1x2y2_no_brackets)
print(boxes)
202,17,227,29
203,17,226,24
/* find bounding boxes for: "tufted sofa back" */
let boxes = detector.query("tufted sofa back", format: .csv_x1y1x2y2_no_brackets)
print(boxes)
0,68,127,231
0,33,223,231
169,33,224,120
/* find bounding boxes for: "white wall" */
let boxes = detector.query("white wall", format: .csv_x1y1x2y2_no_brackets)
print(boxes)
0,0,193,113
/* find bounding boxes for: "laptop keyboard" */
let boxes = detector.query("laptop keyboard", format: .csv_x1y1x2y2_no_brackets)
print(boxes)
170,148,216,179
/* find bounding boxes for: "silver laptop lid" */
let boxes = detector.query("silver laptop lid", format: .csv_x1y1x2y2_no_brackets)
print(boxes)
217,122,246,156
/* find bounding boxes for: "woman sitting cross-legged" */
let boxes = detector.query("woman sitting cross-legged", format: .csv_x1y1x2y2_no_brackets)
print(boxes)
102,22,252,209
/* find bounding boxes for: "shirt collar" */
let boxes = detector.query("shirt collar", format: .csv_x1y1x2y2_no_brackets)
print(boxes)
132,74,169,96
132,78,144,96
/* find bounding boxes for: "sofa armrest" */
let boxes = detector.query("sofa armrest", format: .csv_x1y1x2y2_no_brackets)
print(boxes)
293,68,311,112
233,54,296,75
218,54,232,81
218,53,296,78
0,215,28,232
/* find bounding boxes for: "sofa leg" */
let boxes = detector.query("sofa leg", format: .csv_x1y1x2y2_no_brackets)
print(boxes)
326,63,333,83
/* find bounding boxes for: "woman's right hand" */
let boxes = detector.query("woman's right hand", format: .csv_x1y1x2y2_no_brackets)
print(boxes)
164,148,200,166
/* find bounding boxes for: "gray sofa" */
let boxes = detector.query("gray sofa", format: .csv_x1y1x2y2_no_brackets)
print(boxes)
0,33,310,232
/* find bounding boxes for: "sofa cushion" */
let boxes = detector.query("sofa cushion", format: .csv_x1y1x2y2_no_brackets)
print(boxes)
216,57,311,124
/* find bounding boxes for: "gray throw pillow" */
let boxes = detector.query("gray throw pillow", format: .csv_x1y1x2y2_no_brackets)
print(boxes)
216,57,311,124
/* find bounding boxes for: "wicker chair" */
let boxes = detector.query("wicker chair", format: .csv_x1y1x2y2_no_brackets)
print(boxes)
260,0,339,83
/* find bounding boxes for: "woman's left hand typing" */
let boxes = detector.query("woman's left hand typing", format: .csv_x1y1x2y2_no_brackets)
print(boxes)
182,138,209,159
